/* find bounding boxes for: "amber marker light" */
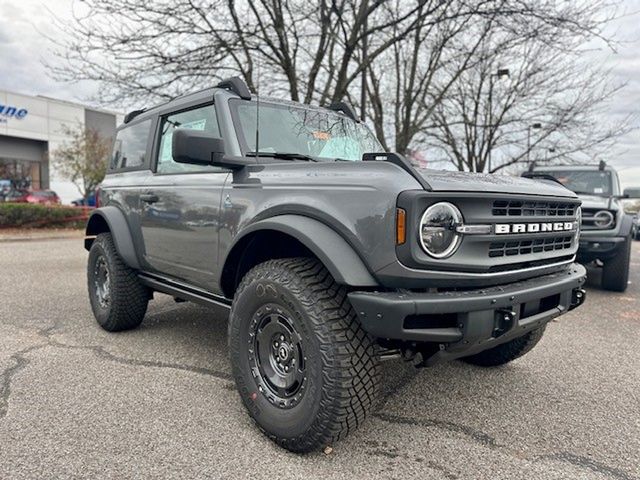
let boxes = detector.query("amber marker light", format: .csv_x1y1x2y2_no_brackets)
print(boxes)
396,208,406,245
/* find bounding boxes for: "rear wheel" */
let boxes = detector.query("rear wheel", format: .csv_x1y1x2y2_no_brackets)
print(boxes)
602,235,631,292
87,233,149,331
228,258,381,452
461,326,546,367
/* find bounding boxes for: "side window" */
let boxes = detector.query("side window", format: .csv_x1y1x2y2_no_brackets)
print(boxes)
111,120,151,170
157,104,222,174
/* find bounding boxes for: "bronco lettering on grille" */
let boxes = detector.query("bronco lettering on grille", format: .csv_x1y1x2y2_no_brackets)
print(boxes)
495,222,575,234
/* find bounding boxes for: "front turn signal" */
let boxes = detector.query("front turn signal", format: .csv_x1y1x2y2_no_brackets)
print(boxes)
396,208,406,245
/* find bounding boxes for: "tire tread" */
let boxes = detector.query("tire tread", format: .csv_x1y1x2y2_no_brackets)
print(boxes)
229,257,381,452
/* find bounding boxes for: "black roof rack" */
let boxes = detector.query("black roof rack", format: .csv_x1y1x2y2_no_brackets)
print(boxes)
328,102,359,122
124,109,145,124
216,77,252,100
599,160,607,171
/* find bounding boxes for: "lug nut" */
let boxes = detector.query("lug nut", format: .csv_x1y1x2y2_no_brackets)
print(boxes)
280,335,285,341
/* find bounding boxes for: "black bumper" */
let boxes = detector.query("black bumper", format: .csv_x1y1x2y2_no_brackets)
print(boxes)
348,263,586,365
577,236,626,262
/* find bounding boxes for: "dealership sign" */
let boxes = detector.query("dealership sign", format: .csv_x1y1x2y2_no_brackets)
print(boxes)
0,104,28,123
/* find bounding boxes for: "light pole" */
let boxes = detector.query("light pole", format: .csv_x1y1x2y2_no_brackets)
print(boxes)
545,147,556,162
487,68,510,173
526,122,542,168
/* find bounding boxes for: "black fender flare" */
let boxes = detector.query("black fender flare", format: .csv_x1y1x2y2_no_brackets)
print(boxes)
85,206,140,270
223,215,378,288
619,212,634,237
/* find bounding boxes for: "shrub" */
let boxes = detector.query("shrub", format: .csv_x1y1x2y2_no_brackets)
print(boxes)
0,203,90,229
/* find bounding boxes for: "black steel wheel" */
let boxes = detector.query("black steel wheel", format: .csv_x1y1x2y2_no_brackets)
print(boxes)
249,306,307,408
228,258,381,453
93,254,111,309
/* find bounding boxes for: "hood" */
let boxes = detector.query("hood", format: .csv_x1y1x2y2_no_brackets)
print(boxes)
575,194,613,210
416,169,577,198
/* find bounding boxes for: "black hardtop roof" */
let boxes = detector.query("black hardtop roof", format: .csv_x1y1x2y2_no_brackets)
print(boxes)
120,77,358,129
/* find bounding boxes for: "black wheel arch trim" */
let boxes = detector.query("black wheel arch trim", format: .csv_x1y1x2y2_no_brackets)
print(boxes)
85,206,141,270
221,215,378,288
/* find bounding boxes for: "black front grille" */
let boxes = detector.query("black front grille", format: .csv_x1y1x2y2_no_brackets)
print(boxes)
492,200,576,217
489,236,573,258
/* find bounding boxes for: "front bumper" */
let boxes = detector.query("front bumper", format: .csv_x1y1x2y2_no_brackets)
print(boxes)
348,263,586,364
577,235,626,262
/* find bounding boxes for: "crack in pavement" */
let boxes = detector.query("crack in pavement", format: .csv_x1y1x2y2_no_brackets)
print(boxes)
364,440,459,479
373,412,635,480
536,452,637,480
0,344,46,419
0,323,232,420
374,412,499,448
49,339,233,382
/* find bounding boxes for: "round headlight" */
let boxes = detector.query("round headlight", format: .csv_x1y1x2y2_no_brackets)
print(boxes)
594,210,614,229
419,202,463,258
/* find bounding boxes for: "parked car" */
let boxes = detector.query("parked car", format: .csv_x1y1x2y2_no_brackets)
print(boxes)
71,194,97,207
25,190,61,205
85,76,587,452
631,213,640,241
524,162,640,291
2,189,29,203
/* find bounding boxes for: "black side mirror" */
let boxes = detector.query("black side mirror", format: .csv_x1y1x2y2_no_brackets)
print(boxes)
623,187,640,199
172,129,225,166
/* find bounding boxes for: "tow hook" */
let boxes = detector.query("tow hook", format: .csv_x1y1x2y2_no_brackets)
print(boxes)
570,288,586,310
494,309,516,337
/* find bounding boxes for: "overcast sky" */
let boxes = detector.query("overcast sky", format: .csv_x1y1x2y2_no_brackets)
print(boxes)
1,0,639,186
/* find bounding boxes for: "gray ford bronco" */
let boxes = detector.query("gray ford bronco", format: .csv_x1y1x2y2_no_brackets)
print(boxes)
524,162,640,292
85,77,587,452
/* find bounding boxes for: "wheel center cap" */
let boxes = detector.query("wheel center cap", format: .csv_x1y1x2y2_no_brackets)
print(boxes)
278,344,290,361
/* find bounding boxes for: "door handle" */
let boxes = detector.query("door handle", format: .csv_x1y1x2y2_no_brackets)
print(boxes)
140,193,159,204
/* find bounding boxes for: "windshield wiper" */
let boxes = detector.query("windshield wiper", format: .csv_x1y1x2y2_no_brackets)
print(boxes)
246,151,318,162
572,190,607,196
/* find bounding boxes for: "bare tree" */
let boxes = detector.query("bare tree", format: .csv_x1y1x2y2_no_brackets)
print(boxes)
53,124,111,201
48,0,626,171
416,1,630,172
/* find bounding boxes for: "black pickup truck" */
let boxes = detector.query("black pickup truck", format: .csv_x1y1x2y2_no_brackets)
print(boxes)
85,77,586,452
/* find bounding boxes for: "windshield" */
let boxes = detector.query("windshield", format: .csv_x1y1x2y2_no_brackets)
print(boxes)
230,100,382,161
537,170,612,196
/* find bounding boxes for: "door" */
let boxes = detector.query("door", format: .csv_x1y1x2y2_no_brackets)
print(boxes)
139,103,229,291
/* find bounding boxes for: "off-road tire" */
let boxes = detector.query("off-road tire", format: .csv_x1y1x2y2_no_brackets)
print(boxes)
228,258,381,453
87,232,149,331
461,326,546,367
602,235,631,292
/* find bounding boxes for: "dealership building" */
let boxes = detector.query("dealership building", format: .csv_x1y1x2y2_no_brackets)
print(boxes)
0,89,119,202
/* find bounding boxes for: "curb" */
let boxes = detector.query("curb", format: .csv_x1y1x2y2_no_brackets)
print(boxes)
0,232,84,243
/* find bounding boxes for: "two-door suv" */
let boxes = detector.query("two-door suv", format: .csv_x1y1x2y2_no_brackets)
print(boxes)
525,162,640,292
85,77,587,452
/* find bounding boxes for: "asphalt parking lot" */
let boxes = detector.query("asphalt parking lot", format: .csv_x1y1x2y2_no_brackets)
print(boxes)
1,238,638,480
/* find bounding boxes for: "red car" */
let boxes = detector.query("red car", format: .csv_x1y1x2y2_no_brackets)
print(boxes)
25,190,61,205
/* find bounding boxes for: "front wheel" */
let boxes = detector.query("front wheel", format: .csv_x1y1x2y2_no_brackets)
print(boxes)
601,236,631,292
228,258,381,453
461,326,546,367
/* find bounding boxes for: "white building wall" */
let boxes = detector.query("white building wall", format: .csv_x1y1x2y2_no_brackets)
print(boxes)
0,89,118,204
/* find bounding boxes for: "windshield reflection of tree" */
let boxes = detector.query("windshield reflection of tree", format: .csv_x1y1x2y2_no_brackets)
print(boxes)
285,107,347,157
